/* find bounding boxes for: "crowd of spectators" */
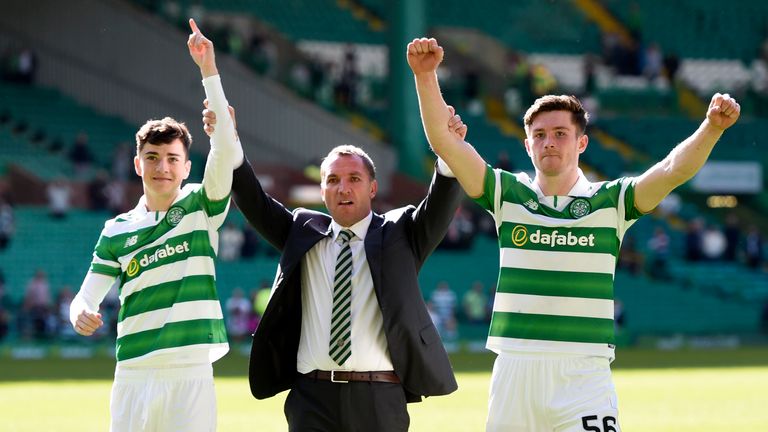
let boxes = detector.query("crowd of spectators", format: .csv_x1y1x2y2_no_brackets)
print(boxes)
224,284,271,344
0,268,112,342
681,216,764,268
617,213,766,288
0,262,274,345
427,280,492,342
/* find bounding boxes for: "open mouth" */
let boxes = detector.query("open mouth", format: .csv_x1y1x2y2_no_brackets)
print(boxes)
339,200,354,206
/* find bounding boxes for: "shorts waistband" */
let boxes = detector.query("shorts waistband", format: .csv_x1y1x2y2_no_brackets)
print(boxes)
114,363,212,382
498,351,609,362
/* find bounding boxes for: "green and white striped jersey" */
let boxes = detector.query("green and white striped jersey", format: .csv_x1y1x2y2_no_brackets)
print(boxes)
473,165,644,359
90,183,230,366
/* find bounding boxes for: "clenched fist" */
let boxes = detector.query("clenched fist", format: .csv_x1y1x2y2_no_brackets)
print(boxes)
407,38,444,76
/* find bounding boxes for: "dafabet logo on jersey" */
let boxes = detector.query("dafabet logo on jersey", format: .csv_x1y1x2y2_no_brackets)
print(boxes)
126,241,191,277
511,225,595,248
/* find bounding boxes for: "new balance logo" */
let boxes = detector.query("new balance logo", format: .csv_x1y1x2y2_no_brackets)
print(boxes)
124,235,138,248
523,199,539,211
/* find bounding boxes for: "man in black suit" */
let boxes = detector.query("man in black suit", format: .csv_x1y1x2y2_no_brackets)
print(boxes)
204,105,468,431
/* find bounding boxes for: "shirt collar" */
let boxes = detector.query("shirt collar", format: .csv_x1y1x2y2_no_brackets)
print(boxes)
133,195,150,216
331,212,373,242
567,169,594,197
132,186,188,216
531,168,594,198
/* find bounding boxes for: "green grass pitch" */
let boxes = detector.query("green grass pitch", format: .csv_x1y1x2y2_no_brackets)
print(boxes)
1,348,767,431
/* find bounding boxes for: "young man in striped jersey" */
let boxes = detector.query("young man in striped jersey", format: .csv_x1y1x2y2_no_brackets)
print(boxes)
69,19,241,431
408,38,741,431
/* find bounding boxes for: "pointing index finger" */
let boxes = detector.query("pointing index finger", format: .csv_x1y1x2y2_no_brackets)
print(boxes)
189,18,202,36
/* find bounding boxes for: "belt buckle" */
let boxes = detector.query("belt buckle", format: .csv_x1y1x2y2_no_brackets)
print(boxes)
330,370,348,383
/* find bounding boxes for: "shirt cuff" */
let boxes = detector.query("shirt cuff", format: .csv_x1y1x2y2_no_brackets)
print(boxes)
436,157,456,178
202,74,221,87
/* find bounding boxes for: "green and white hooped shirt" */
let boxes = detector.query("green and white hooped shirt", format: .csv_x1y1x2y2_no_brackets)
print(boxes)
473,165,644,359
89,184,230,366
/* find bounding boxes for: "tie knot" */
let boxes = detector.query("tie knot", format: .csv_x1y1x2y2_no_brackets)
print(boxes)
337,229,354,245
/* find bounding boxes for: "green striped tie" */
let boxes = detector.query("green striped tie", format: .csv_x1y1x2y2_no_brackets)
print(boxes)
329,229,354,365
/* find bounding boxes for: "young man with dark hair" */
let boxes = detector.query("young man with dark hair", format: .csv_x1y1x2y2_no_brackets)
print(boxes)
408,37,741,431
69,18,241,431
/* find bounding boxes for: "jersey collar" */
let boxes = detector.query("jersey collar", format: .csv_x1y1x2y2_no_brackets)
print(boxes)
132,184,194,216
530,168,595,199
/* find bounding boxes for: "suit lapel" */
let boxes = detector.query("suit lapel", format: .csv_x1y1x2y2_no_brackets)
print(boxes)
364,214,384,299
279,215,332,273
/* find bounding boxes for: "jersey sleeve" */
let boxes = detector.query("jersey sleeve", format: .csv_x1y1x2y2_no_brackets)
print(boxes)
471,164,502,227
620,177,645,221
184,184,230,232
471,164,496,210
616,176,645,239
89,222,121,277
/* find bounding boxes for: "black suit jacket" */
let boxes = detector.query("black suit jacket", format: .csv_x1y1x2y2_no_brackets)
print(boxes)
232,159,463,403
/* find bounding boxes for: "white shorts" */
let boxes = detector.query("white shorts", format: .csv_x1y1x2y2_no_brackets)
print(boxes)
487,352,620,432
110,363,217,432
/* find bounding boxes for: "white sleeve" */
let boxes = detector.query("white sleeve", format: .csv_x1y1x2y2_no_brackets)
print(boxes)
201,74,244,201
436,157,456,178
69,272,116,326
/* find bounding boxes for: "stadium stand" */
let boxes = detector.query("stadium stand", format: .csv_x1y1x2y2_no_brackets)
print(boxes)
184,0,385,44
354,0,603,54
0,208,107,304
0,127,71,181
0,81,137,178
600,0,768,62
614,269,761,335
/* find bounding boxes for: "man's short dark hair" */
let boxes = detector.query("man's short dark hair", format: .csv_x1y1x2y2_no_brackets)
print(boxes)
523,95,590,136
135,117,192,158
320,145,376,180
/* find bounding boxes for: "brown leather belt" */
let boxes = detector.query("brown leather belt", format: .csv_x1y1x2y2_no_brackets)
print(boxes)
304,370,400,384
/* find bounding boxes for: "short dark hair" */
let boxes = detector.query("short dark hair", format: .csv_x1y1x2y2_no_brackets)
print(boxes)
523,95,589,135
135,117,192,158
320,145,376,180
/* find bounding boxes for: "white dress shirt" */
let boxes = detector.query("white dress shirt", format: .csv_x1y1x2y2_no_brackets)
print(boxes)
296,212,394,373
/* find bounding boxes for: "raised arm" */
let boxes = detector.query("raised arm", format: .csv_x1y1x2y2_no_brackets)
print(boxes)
202,107,294,251
408,37,487,198
409,113,469,261
634,93,741,213
187,18,243,201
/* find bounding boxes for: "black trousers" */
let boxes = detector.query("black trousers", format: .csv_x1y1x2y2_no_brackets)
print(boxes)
284,374,410,432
